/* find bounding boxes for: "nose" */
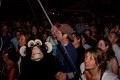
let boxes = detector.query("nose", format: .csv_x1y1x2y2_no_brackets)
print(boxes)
85,57,89,63
33,46,39,49
97,45,100,48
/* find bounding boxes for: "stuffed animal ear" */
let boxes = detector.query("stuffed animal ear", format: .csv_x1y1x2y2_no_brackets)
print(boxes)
35,39,42,46
28,40,35,47
19,46,26,57
45,42,52,53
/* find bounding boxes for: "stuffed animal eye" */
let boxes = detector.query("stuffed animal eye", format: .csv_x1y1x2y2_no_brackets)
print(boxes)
28,40,35,47
35,39,42,46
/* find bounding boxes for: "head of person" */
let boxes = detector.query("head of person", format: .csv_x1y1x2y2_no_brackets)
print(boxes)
81,33,89,45
71,32,81,47
97,38,112,51
43,29,51,40
15,29,22,40
84,29,92,38
57,23,74,41
51,27,57,39
72,32,81,40
108,32,120,45
3,43,19,62
19,32,30,47
31,25,38,35
1,24,9,33
90,25,97,33
84,47,107,73
114,24,120,33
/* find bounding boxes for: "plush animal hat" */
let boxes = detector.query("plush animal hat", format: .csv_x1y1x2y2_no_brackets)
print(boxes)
19,39,52,61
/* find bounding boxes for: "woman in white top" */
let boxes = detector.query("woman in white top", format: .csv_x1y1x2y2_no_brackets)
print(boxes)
80,47,119,80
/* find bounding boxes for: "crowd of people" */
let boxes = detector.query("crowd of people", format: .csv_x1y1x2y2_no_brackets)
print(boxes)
0,15,120,80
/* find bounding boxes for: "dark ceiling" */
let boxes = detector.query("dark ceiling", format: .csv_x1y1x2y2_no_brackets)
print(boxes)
0,0,77,15
0,0,120,19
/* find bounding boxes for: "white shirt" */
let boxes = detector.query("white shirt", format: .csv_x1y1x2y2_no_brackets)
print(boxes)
80,63,119,80
112,44,120,66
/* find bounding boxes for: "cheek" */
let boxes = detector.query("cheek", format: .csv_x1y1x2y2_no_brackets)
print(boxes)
19,41,26,46
101,46,106,51
108,37,113,42
31,47,44,61
110,39,115,43
85,61,97,70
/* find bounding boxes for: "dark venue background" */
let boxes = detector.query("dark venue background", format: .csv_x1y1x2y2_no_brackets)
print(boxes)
0,0,120,23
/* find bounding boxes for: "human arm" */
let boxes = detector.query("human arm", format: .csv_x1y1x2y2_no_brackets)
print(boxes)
7,64,18,80
111,57,119,76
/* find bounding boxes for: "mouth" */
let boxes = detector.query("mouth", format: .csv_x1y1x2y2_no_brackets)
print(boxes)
32,58,41,61
31,53,43,61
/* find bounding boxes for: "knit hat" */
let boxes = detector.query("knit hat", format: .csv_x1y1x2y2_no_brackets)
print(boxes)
58,24,74,40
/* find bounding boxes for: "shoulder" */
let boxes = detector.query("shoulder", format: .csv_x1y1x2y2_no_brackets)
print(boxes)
46,36,51,41
110,57,118,62
80,62,85,74
110,57,119,69
80,62,86,80
101,70,118,80
113,44,120,50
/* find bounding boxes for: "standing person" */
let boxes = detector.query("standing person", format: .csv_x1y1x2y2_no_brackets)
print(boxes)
72,32,85,74
54,23,78,80
97,38,119,76
80,47,119,80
